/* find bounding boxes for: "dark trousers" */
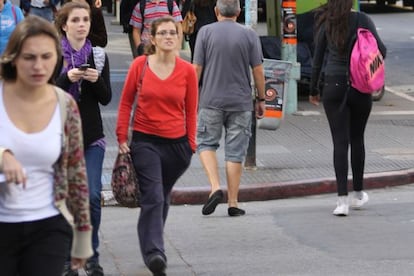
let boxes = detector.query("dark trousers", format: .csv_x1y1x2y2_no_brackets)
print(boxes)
0,214,72,276
129,134,192,265
322,75,372,196
188,32,197,62
128,32,138,58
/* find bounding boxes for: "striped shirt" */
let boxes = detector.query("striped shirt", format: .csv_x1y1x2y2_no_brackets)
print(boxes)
129,0,182,44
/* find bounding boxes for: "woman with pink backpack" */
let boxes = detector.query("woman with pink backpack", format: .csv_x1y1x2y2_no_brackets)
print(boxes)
309,0,386,216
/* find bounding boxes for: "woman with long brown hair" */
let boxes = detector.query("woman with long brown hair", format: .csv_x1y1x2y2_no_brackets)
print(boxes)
309,0,386,216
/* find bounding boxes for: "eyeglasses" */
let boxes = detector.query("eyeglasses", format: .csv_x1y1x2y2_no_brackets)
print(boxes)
155,30,178,37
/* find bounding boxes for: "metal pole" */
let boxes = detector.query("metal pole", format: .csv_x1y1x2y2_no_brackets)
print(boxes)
281,0,300,114
244,0,258,169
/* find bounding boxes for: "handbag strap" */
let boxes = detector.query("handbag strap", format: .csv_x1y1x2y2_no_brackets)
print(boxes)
131,56,148,126
137,56,148,93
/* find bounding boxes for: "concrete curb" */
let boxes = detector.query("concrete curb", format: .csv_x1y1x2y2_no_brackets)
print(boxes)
170,168,414,204
102,168,414,207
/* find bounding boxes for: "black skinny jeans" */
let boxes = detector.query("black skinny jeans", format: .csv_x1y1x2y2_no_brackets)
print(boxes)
322,75,372,196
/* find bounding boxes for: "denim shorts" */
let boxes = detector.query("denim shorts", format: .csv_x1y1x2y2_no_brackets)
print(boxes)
197,108,252,162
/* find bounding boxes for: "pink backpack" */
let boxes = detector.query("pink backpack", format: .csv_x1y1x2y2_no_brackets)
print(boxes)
349,28,385,93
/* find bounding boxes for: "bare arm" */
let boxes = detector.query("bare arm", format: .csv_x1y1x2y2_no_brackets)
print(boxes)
132,27,141,48
252,64,265,99
193,64,203,82
252,64,266,119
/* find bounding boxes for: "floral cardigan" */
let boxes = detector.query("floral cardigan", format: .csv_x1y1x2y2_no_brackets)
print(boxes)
53,87,93,259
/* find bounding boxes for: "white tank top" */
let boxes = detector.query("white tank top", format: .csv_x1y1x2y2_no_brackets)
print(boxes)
0,84,61,222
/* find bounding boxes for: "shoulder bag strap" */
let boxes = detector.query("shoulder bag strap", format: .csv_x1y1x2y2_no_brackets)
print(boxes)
131,56,148,125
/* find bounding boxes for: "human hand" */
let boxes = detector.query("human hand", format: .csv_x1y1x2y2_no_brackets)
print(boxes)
2,151,27,188
82,68,99,83
71,257,87,270
255,101,266,119
309,95,320,106
95,0,102,8
68,68,85,83
119,142,130,154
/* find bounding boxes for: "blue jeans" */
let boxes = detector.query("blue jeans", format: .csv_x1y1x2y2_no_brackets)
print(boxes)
84,145,105,262
29,7,54,22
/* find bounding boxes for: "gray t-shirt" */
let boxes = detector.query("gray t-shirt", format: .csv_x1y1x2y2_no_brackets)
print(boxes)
193,20,263,111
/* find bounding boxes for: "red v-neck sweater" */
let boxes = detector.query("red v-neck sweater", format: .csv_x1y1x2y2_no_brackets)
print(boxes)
116,56,198,151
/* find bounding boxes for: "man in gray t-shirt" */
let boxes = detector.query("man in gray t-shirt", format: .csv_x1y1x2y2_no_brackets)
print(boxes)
193,0,266,217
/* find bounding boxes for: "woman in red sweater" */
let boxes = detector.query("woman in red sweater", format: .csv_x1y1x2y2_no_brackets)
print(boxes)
116,16,198,276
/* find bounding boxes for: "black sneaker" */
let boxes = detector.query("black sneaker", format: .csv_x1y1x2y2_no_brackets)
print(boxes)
62,263,79,276
85,260,104,276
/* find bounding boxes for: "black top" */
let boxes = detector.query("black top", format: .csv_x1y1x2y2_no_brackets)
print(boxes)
310,11,387,95
181,0,217,34
55,51,112,148
88,7,108,47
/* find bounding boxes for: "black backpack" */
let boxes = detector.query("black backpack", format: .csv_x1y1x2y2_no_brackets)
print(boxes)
120,0,174,34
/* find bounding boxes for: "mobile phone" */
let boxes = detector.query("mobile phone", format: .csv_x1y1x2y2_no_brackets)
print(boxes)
79,63,90,71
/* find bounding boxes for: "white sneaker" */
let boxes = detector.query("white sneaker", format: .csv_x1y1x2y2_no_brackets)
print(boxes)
351,191,369,209
333,196,349,216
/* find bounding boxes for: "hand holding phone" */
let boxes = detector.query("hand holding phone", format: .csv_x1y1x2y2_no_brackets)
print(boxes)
79,63,90,71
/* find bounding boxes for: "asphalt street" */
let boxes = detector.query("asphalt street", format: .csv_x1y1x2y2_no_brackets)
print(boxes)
96,183,414,276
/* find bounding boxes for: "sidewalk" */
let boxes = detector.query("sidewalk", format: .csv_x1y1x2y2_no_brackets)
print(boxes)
100,12,414,206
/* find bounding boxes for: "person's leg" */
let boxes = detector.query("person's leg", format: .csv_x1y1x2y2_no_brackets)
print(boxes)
19,215,72,276
197,108,223,193
0,222,21,275
84,145,105,275
197,108,225,215
189,33,197,62
159,141,193,222
322,76,350,196
199,151,221,193
322,76,351,216
84,145,105,262
223,111,251,215
130,139,166,265
20,0,30,15
225,161,242,207
348,89,372,192
347,88,372,209
128,32,138,58
29,8,54,22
